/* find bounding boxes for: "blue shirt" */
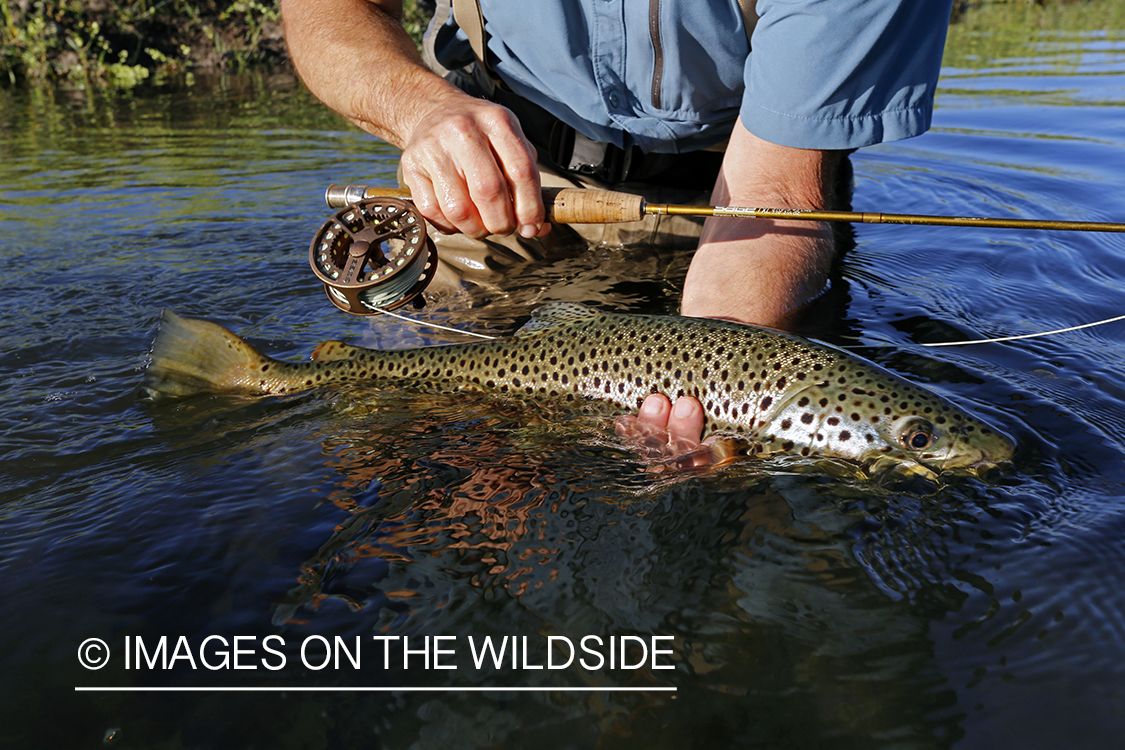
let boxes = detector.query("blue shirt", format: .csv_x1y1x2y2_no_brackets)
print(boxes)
427,0,953,154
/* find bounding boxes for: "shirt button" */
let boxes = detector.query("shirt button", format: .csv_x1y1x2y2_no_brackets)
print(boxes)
608,90,620,108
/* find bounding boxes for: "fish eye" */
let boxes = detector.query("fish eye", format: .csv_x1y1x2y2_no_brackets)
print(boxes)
907,430,932,450
894,417,936,452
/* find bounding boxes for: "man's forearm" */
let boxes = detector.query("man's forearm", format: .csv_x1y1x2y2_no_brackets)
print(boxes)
682,123,845,327
281,0,459,148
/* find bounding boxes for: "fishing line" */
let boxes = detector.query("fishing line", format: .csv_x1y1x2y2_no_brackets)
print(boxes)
841,312,1125,349
377,306,1125,348
916,312,1125,347
371,306,501,341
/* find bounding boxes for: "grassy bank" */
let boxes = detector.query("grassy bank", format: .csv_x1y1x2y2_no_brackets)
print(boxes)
0,0,433,87
0,1,1116,89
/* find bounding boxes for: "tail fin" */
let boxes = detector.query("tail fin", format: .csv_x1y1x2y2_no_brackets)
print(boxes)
144,310,278,399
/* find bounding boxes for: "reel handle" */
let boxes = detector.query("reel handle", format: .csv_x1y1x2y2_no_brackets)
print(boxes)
324,185,646,224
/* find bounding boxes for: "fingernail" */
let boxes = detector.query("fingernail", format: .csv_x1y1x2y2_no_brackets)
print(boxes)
673,398,696,419
519,224,539,238
641,395,665,417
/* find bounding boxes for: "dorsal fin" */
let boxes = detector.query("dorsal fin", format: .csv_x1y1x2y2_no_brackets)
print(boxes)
310,340,368,363
514,302,600,337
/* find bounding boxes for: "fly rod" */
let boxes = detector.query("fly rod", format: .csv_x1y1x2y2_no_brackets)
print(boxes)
325,184,1125,234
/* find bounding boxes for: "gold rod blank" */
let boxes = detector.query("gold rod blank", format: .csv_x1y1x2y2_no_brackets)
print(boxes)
649,204,1125,233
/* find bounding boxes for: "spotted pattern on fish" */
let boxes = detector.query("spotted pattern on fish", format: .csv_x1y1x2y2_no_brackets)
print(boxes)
146,303,1015,473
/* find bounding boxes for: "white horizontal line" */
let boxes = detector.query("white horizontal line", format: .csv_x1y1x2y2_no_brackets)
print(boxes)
75,686,676,693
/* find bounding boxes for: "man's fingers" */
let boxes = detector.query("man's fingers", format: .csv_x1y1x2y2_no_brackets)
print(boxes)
399,170,456,235
487,113,546,237
666,397,705,449
400,102,545,239
616,395,720,469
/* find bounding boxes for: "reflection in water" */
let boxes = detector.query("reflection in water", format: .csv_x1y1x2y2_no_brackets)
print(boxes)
258,391,1043,746
275,412,565,622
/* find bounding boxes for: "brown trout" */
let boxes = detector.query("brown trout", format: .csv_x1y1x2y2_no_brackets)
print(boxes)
145,303,1015,476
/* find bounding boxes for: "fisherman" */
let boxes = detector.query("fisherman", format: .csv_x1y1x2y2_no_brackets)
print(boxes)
280,0,954,458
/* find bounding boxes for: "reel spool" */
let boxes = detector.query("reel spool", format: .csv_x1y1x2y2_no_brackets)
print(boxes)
309,197,437,315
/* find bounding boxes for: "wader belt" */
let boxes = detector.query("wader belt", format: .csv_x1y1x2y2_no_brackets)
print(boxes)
489,85,724,189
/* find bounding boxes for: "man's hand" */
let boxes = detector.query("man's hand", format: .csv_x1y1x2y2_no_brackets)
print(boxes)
282,0,548,239
615,394,718,469
399,95,549,239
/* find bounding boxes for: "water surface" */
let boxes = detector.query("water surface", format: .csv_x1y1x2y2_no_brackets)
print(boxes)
2,7,1125,748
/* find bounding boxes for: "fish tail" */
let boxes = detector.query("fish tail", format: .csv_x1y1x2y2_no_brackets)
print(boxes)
144,310,281,399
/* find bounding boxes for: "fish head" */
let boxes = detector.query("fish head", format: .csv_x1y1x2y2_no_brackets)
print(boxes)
871,410,1017,476
765,368,1016,478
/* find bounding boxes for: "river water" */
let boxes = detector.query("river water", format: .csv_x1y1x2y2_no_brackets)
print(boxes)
2,6,1124,748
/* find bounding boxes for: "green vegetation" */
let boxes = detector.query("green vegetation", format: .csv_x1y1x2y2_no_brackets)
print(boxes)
0,0,436,88
0,0,289,86
947,0,1125,70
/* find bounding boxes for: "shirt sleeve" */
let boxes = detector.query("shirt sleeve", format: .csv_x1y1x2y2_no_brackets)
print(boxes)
741,0,955,150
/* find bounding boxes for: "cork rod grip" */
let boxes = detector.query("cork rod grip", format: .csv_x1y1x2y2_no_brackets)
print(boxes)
541,187,647,224
325,185,646,224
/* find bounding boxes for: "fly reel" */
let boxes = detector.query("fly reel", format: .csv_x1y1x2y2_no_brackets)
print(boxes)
309,197,437,315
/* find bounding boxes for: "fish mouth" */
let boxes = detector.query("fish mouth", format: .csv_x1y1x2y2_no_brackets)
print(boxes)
864,455,1011,490
918,442,1016,481
865,436,1016,484
946,428,1018,474
966,460,1009,482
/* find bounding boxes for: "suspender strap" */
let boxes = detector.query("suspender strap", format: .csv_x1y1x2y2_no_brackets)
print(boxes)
452,0,492,79
736,0,759,45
